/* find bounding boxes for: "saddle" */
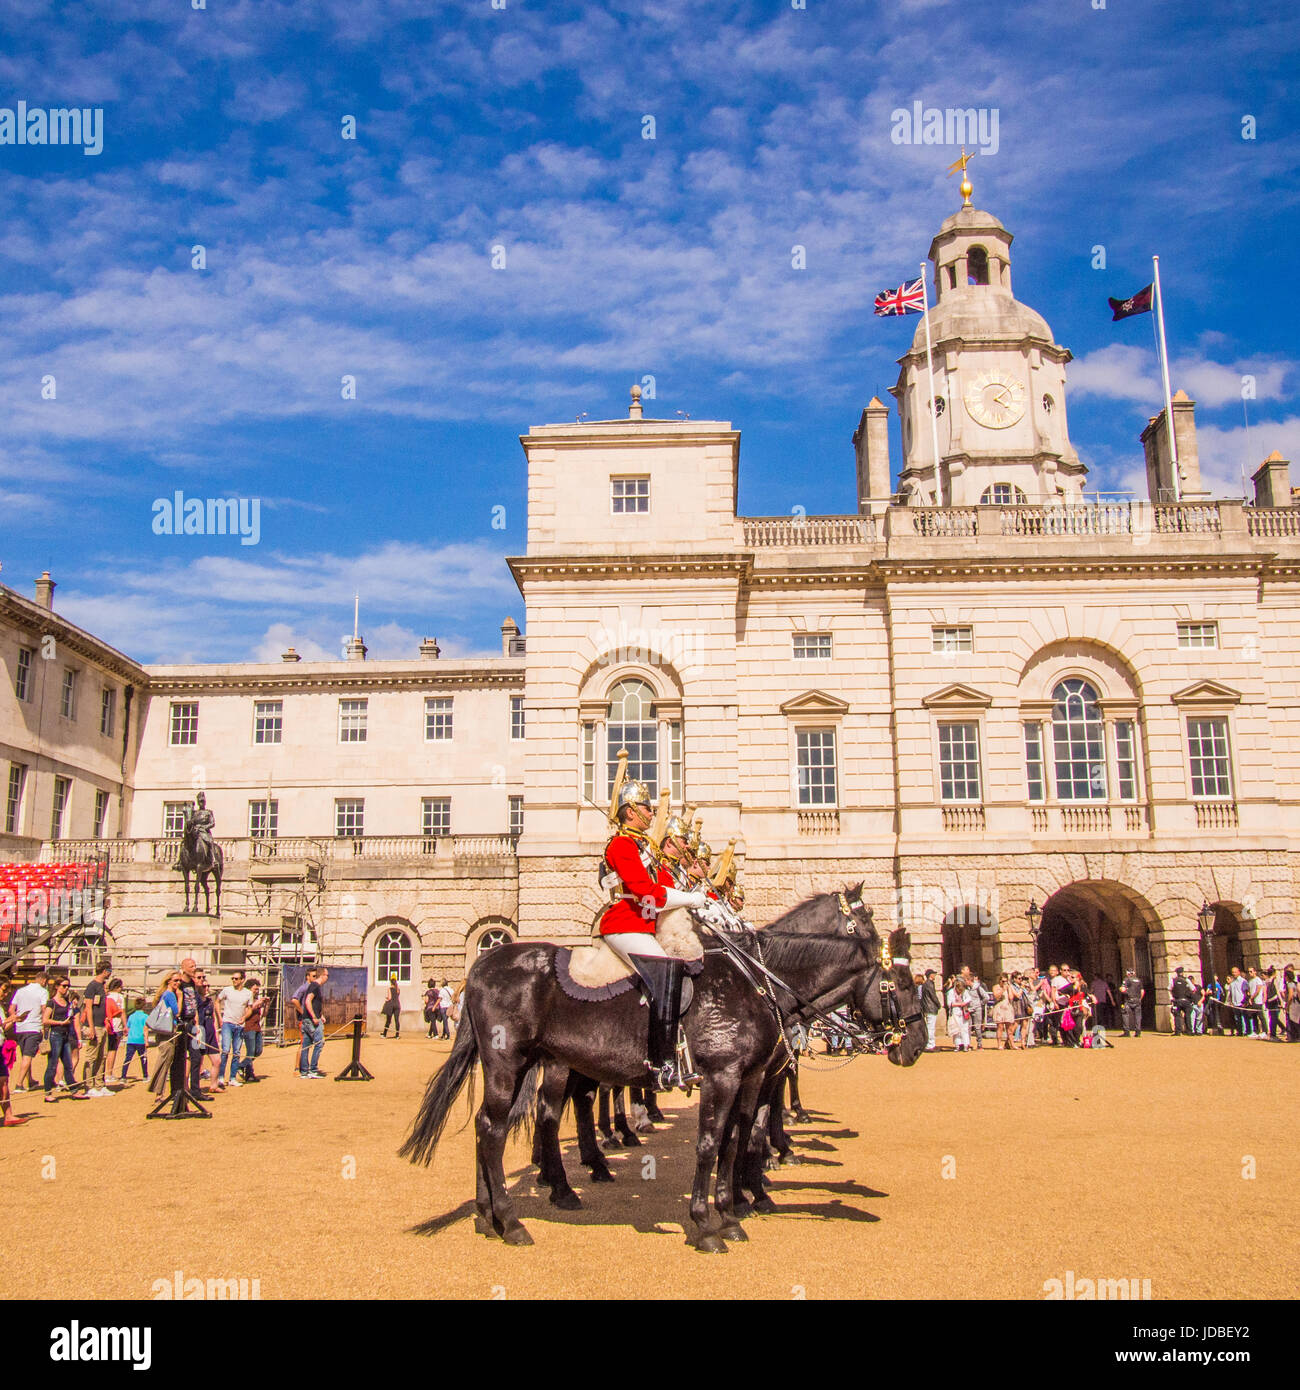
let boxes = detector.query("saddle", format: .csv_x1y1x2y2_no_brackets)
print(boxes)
555,908,705,1003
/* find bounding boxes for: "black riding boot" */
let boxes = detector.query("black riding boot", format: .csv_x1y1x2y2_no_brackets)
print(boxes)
635,958,699,1092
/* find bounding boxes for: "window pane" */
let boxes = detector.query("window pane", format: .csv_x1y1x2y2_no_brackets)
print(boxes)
376,929,412,984
5,764,26,834
335,799,365,836
162,802,189,836
932,626,973,653
611,476,650,513
606,680,657,796
339,699,368,742
669,720,682,801
421,797,451,836
796,728,837,806
93,790,109,838
938,722,981,801
510,695,525,739
509,796,523,838
249,799,278,838
582,723,595,802
170,702,198,746
1187,718,1232,798
424,696,453,740
1115,721,1137,801
793,633,832,659
100,689,115,737
254,700,283,744
1177,622,1218,649
1024,723,1045,801
15,648,32,702
1051,679,1107,800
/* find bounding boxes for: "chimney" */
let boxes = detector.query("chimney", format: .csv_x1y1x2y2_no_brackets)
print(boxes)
853,398,892,511
501,616,520,657
1252,451,1292,508
281,646,301,662
344,635,367,661
34,571,56,610
1141,390,1205,501
419,636,441,659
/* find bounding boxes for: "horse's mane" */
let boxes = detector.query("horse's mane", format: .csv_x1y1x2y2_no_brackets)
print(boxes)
758,927,878,974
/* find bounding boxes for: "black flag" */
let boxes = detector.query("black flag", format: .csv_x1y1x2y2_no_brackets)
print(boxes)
1108,284,1153,321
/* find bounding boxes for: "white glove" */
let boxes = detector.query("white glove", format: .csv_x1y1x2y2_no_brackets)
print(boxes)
662,888,708,910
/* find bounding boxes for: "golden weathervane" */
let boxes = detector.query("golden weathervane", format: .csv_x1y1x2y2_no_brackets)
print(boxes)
946,148,974,207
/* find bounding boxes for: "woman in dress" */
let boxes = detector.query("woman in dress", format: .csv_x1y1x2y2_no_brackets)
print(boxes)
992,974,1016,1049
381,974,402,1038
945,975,971,1051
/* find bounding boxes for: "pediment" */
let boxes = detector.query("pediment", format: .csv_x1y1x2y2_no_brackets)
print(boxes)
780,689,850,717
921,683,994,710
1171,680,1242,705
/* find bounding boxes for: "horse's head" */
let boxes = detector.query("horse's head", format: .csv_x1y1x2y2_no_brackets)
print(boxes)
848,924,926,1067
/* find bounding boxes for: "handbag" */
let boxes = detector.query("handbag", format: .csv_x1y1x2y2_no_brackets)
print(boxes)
146,999,175,1036
1060,1008,1075,1031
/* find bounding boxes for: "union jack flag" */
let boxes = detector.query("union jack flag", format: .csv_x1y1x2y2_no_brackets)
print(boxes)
873,276,925,316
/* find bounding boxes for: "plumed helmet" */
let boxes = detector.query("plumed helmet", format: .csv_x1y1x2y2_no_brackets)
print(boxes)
616,780,652,815
696,841,712,864
686,824,701,852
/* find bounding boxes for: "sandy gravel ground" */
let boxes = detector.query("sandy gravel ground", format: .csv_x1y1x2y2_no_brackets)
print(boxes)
5,1031,1296,1300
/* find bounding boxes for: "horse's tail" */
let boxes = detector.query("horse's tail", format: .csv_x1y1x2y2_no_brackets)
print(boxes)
506,1063,541,1144
399,1009,480,1166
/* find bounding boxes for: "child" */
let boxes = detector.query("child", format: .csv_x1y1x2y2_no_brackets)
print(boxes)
120,997,150,1082
104,976,126,1083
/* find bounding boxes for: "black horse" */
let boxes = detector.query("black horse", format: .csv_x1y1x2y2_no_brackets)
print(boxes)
178,820,223,915
402,889,923,1250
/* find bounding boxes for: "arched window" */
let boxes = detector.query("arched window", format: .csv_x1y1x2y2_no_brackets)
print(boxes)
477,926,514,956
375,928,413,984
980,483,1027,505
1042,393,1055,415
1051,679,1107,800
931,396,945,417
606,678,658,797
967,246,989,286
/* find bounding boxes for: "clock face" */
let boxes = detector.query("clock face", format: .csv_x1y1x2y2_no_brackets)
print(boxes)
963,371,1026,429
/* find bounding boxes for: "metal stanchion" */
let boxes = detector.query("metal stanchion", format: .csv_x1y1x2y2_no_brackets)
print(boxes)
334,1017,374,1082
147,1026,211,1119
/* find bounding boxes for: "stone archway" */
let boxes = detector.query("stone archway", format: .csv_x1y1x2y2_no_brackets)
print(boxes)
464,916,517,976
940,904,999,982
1038,880,1163,1030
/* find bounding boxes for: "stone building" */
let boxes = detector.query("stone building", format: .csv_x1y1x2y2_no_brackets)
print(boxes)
3,195,1298,1029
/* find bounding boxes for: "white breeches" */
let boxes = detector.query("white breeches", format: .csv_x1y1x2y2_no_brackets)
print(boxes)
604,932,669,964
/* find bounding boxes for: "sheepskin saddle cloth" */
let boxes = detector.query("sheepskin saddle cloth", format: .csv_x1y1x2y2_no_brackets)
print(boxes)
555,908,705,1002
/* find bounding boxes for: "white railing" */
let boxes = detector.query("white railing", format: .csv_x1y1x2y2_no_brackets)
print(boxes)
905,507,978,538
1060,806,1110,834
796,810,840,835
1000,503,1135,537
1195,802,1239,830
742,515,876,547
43,834,517,866
1153,503,1220,534
48,839,134,865
941,805,986,832
1246,507,1300,538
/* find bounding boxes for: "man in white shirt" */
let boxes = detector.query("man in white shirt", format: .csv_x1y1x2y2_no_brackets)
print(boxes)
215,972,253,1088
1227,968,1248,1035
1245,968,1266,1037
9,970,49,1093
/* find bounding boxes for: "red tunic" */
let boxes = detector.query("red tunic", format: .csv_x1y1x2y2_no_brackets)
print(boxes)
598,833,674,935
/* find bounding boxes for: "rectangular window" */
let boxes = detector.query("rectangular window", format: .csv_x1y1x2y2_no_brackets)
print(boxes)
509,795,523,839
249,799,279,838
1024,723,1045,802
582,723,596,802
51,776,71,840
932,626,974,653
669,720,682,802
339,698,368,743
100,688,115,738
335,798,365,837
795,728,837,806
510,695,525,740
162,802,190,837
938,722,982,802
5,763,26,834
1177,621,1219,649
611,476,650,513
1115,721,1138,801
60,668,78,719
1187,718,1233,798
170,702,198,746
793,633,832,660
606,727,658,799
424,696,453,741
15,647,33,702
421,796,451,838
253,700,283,745
93,789,109,838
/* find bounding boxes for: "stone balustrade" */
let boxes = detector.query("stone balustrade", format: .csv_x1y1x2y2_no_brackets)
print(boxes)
742,515,876,547
47,834,519,866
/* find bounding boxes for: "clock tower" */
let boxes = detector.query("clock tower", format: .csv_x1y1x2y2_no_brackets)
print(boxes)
887,196,1085,506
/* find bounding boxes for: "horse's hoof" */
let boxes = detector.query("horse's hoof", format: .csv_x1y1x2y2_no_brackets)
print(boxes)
719,1222,749,1242
502,1224,534,1247
732,1199,752,1218
599,1136,621,1152
781,1152,804,1165
645,1108,667,1124
751,1195,777,1215
473,1215,497,1238
619,1133,641,1148
793,1111,812,1124
550,1190,582,1211
692,1232,729,1254
588,1166,615,1183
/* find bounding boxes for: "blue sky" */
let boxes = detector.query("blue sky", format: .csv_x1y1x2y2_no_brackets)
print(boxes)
1,0,1296,662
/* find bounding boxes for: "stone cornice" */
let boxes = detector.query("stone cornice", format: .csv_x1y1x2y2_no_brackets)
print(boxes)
0,587,149,687
145,665,524,697
508,554,751,585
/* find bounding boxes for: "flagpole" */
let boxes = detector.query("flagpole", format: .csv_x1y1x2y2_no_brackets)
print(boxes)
920,261,943,505
1152,255,1180,502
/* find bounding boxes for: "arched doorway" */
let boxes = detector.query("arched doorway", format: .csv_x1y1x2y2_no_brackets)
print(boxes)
1200,902,1256,979
940,905,997,982
1038,881,1161,1030
364,917,420,1019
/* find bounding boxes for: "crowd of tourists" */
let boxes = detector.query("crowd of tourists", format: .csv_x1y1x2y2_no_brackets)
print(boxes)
901,961,1300,1052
